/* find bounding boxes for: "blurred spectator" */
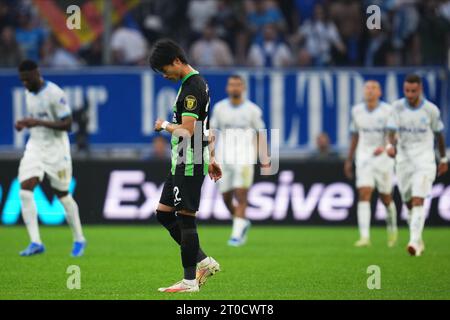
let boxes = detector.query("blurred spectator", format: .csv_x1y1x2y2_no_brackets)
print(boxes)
0,1,16,33
0,26,23,67
72,98,90,155
363,28,393,67
41,36,82,68
138,0,190,46
292,3,345,66
247,0,287,42
15,11,47,61
295,47,313,66
293,0,318,22
111,20,148,65
189,23,234,67
329,0,364,66
212,0,247,63
79,37,103,66
416,0,450,66
187,0,219,39
247,24,292,67
149,135,170,160
311,132,339,159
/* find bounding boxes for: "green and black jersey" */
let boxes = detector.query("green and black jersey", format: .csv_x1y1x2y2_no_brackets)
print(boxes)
170,70,210,176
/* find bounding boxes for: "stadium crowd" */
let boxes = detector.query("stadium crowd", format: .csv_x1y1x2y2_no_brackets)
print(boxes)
0,0,449,69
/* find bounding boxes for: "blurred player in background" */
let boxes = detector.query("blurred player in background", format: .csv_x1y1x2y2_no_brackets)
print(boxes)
387,74,448,256
15,60,86,257
210,75,267,247
151,39,222,293
345,80,398,247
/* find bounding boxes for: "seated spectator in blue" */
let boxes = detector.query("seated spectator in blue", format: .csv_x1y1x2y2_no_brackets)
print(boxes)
15,11,47,62
247,23,292,67
247,0,286,42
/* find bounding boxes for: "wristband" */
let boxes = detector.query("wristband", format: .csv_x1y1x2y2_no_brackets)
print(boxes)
161,121,170,130
386,143,394,150
440,157,448,164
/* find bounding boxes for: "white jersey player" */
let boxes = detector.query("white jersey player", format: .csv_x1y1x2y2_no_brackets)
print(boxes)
15,60,86,257
345,80,398,247
387,74,448,256
210,75,268,246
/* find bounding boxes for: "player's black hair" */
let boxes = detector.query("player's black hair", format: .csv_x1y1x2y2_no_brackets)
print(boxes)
405,74,422,85
18,60,38,72
149,39,188,73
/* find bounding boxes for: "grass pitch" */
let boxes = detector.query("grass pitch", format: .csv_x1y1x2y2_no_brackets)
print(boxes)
0,225,449,300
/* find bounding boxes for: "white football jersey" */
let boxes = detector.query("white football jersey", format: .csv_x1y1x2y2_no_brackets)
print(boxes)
24,81,71,159
350,101,394,166
210,98,265,165
388,98,444,164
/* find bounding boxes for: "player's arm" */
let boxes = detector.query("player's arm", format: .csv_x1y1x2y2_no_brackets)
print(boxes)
16,116,72,131
344,133,358,179
386,130,397,158
155,116,196,136
436,132,448,176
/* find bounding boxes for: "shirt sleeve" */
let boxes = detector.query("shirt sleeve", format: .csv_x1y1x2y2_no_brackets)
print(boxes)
431,105,444,133
209,104,219,129
252,106,265,130
52,87,71,119
386,106,398,131
180,85,203,120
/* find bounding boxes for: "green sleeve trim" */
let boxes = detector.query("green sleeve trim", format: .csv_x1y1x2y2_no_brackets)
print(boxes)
182,112,199,119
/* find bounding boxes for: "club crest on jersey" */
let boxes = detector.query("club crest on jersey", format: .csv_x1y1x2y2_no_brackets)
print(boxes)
184,95,197,111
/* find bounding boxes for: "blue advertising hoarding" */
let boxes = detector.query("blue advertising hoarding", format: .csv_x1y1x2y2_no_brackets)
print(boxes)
0,67,448,150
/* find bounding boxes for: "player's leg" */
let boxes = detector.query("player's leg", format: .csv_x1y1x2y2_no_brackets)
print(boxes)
47,162,86,257
53,188,86,257
406,166,434,256
19,177,45,256
379,193,398,247
156,175,207,263
228,188,251,246
376,168,398,247
355,187,373,246
228,165,253,246
222,191,235,216
355,163,375,246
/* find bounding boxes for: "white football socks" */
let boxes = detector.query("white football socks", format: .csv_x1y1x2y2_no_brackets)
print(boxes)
59,195,85,242
231,217,248,240
357,201,371,239
386,202,398,234
409,206,425,245
19,190,42,244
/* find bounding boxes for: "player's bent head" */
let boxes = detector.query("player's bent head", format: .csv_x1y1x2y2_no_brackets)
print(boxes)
149,39,188,80
18,59,41,92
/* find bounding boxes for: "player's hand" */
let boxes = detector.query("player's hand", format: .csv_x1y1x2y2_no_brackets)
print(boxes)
15,121,25,131
386,145,396,158
20,118,39,128
344,159,353,179
208,159,222,182
154,119,164,132
373,146,384,156
438,162,448,177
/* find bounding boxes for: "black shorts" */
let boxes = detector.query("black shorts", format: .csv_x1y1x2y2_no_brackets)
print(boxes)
159,174,205,212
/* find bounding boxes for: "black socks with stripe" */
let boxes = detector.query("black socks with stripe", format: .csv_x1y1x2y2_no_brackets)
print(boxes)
156,210,207,279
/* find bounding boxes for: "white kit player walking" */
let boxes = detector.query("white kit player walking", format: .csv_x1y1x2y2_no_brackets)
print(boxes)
387,74,448,256
345,80,398,247
210,75,268,246
15,60,86,257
